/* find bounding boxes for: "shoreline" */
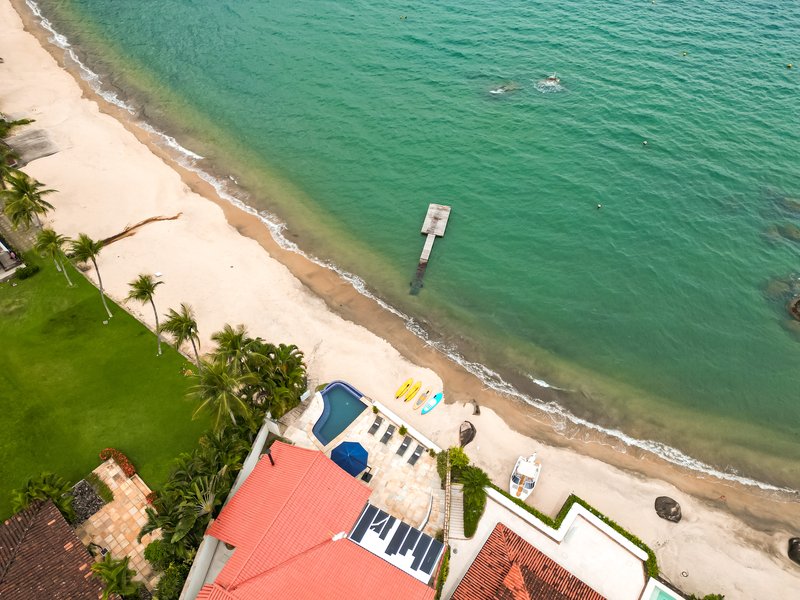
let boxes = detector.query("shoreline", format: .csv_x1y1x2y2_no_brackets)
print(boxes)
11,0,800,500
16,0,800,497
3,1,800,596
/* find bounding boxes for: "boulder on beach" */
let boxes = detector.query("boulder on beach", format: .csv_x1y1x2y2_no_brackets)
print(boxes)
789,538,800,565
459,421,476,447
654,496,682,523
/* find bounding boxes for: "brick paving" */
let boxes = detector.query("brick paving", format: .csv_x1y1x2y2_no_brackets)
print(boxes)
75,459,160,590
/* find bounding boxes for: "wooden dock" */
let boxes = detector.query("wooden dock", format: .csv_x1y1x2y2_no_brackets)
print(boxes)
411,204,451,294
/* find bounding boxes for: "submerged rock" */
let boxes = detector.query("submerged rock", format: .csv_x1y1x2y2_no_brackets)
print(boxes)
790,296,800,322
788,538,800,565
654,496,682,523
763,278,792,301
781,197,800,215
776,223,800,243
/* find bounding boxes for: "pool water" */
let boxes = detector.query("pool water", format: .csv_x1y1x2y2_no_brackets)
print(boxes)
312,381,367,446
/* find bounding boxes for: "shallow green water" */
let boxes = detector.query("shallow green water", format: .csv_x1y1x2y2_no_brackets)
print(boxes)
33,0,800,488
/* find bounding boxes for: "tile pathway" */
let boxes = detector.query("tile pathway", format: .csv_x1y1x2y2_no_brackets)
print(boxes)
76,459,160,590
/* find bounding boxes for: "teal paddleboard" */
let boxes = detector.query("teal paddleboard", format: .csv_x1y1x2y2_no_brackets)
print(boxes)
421,392,443,415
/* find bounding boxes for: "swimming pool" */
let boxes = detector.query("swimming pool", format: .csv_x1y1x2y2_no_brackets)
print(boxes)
312,381,367,446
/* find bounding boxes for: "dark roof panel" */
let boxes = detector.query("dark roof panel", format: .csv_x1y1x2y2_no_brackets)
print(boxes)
0,501,107,600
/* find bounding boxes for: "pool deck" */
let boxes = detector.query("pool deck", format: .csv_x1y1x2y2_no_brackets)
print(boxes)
285,391,445,535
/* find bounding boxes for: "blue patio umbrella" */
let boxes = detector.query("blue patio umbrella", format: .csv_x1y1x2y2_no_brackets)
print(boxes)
330,441,369,477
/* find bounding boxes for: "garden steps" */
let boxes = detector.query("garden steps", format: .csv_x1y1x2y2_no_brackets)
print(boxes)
449,483,466,540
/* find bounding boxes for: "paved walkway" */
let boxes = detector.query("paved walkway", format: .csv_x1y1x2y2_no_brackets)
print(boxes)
75,459,160,590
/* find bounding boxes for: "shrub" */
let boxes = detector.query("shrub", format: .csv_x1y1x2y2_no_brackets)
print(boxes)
144,539,178,572
436,451,449,485
85,472,114,503
689,595,725,600
91,553,138,599
398,425,408,436
15,264,40,280
99,448,136,477
11,472,76,523
434,546,450,600
145,491,158,505
461,467,490,538
448,447,470,480
156,561,190,600
372,405,379,414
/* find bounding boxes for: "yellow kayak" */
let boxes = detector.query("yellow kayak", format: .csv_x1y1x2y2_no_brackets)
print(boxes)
395,378,413,399
404,381,422,402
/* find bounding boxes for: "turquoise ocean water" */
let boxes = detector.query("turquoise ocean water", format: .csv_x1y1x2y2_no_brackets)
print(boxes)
29,0,800,488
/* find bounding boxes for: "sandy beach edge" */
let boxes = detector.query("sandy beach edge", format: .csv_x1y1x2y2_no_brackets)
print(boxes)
3,1,800,596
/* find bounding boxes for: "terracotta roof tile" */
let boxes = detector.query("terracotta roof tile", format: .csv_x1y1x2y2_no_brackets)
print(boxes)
452,523,606,600
201,442,434,600
0,500,107,600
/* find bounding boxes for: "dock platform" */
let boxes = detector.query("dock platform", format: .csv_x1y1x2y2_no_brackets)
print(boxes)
411,204,451,294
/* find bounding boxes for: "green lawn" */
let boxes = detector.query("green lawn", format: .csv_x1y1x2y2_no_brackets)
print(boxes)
0,256,208,518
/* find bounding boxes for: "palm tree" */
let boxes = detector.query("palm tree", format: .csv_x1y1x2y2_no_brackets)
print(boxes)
211,324,260,373
35,228,73,286
91,554,138,600
161,303,201,365
1,170,55,229
191,358,258,430
70,233,113,319
127,274,164,356
0,145,20,190
0,116,34,138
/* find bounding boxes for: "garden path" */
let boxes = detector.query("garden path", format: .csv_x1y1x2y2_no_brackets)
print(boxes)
75,459,160,590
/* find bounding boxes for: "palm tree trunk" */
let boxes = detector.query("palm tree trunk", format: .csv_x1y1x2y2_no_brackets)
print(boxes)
52,257,62,272
91,257,113,319
189,337,201,367
58,259,73,287
149,297,162,356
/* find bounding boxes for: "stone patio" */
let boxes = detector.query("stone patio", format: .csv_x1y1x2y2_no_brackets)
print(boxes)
75,459,160,590
285,391,445,535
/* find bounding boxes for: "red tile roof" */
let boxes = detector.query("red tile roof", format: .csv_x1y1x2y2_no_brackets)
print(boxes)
199,442,434,600
0,500,106,600
452,523,606,600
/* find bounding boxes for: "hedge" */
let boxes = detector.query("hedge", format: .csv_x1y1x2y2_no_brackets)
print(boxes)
489,484,659,578
434,546,450,600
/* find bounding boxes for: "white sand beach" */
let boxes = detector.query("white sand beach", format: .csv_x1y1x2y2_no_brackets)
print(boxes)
2,1,799,597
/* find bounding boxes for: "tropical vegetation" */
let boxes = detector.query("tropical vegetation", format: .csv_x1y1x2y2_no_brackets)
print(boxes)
0,144,20,190
160,303,201,366
0,116,33,139
1,170,55,229
70,233,113,319
10,472,76,523
140,325,307,599
35,228,73,286
127,273,164,355
91,553,140,600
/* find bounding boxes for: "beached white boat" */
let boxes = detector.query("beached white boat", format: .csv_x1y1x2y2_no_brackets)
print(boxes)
509,454,541,500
